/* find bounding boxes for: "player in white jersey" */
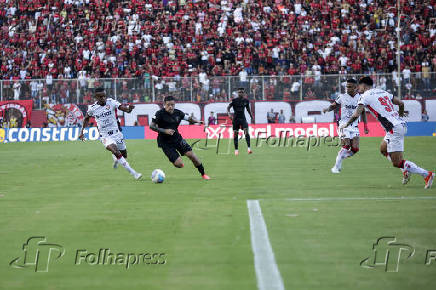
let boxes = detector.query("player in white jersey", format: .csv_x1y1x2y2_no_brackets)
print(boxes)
79,88,142,180
340,77,433,189
323,79,368,173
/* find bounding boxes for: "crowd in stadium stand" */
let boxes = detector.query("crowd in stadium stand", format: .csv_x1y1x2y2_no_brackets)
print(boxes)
0,0,435,103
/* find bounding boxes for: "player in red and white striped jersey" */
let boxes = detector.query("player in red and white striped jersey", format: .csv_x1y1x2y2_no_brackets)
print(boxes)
340,77,433,189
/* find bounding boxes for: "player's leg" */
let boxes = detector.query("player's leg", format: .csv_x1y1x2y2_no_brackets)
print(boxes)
112,154,119,168
350,136,360,155
105,143,141,179
388,125,433,188
185,151,209,179
179,139,209,179
243,121,252,154
162,144,184,168
332,137,351,173
172,157,184,168
112,133,128,169
233,119,240,155
380,138,391,162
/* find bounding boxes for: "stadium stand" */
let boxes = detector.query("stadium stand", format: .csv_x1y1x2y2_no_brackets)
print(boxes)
0,0,434,104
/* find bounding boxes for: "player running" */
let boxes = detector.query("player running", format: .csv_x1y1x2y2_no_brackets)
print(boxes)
150,96,210,180
227,87,254,155
79,88,142,180
323,78,369,173
340,77,433,189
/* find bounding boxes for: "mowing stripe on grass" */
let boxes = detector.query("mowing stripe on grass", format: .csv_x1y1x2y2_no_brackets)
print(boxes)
247,200,285,290
261,196,436,202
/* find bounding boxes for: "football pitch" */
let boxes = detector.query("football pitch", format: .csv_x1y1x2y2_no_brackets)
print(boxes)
1,136,435,290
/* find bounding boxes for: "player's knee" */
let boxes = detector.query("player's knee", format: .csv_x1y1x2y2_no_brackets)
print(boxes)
351,147,359,154
113,151,122,159
173,161,184,168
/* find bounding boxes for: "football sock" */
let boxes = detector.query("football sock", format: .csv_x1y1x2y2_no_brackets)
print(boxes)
117,156,137,176
403,160,429,177
112,154,118,163
245,133,251,148
196,163,205,175
234,134,239,150
335,147,352,168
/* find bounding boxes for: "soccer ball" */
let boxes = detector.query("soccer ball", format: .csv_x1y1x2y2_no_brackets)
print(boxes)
151,169,165,183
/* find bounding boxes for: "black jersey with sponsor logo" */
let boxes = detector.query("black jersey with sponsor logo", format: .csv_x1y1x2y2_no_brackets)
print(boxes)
230,97,250,120
152,108,187,145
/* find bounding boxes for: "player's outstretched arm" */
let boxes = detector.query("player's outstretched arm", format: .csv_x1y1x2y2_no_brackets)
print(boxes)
79,114,90,141
118,104,135,113
187,116,203,125
245,103,254,122
392,97,406,117
150,121,174,136
361,109,369,134
341,104,365,129
322,102,337,113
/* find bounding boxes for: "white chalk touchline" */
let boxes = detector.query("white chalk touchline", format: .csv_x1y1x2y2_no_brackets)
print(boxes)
247,200,285,290
259,196,436,202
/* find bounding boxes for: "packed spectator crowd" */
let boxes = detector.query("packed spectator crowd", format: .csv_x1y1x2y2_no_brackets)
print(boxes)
0,0,435,103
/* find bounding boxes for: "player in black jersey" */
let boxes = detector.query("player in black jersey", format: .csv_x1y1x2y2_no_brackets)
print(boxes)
227,88,254,155
150,96,210,180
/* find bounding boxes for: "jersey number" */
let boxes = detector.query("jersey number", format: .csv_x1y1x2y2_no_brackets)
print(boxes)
378,96,394,112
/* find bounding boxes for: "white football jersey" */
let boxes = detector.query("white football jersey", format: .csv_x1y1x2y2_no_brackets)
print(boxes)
335,93,360,129
87,98,120,135
358,88,404,132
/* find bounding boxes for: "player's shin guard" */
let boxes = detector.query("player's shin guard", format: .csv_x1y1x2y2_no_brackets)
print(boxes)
403,160,430,177
117,156,137,176
196,163,205,175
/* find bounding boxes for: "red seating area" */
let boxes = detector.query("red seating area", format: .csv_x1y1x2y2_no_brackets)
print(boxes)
0,0,434,81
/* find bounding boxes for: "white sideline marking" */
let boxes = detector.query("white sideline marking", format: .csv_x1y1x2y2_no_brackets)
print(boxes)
247,200,285,290
260,196,436,202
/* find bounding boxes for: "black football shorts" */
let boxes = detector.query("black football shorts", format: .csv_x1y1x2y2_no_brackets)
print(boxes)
160,138,193,163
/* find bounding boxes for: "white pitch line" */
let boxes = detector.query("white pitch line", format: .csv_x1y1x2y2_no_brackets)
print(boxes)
260,196,436,202
247,200,285,290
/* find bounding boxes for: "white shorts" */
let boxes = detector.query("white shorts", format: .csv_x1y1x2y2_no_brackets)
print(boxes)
383,123,407,153
100,131,126,151
338,127,360,140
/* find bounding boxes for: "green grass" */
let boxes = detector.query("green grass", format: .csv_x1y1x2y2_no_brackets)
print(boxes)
0,136,435,290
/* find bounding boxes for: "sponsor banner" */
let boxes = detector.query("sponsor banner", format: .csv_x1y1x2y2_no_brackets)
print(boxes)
121,126,145,139
0,126,144,143
406,122,436,136
0,100,33,128
145,122,387,139
1,122,434,143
